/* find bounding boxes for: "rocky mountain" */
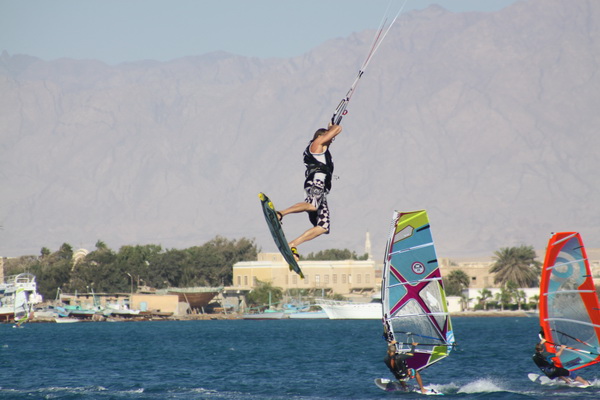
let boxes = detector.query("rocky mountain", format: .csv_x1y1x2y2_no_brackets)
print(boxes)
1,0,599,259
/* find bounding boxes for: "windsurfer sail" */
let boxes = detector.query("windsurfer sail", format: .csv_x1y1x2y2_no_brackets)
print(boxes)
381,210,455,371
539,232,600,370
13,287,32,326
331,0,407,125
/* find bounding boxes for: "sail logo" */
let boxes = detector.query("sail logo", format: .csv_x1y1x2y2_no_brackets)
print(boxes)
412,262,425,274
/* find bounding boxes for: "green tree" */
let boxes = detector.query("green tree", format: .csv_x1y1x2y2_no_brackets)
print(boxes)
245,280,283,309
477,288,493,310
514,288,527,310
6,236,258,297
443,269,470,296
71,245,120,293
489,245,541,288
528,294,540,310
185,236,258,287
305,249,368,260
495,286,513,311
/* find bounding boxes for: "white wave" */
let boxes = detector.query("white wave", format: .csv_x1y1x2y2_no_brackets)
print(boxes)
457,378,506,393
426,382,460,393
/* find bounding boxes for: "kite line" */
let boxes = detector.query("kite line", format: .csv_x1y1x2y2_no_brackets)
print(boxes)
331,0,408,125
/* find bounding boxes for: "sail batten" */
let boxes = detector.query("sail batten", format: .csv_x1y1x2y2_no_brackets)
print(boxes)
539,232,600,371
544,289,596,296
544,318,600,329
381,210,455,372
389,277,443,287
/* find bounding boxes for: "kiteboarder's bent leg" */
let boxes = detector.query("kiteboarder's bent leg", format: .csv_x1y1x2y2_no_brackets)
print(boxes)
278,202,317,219
289,226,327,255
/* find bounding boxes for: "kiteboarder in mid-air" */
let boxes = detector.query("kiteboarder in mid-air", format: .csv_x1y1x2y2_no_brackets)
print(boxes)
271,0,404,263
276,123,342,261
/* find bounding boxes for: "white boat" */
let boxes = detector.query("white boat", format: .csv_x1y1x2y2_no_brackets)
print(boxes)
0,273,43,323
282,302,328,319
103,302,140,317
318,298,382,320
242,310,285,320
288,310,328,319
54,317,80,323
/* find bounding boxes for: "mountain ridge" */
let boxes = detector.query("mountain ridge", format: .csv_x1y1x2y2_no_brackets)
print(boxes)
1,0,599,259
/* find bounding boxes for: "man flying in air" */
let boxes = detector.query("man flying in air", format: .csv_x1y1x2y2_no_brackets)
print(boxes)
276,123,342,261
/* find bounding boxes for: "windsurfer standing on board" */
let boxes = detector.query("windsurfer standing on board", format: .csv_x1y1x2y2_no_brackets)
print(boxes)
533,338,591,386
276,123,342,261
384,341,429,394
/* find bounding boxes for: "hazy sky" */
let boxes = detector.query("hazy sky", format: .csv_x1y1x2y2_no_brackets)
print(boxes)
1,0,518,65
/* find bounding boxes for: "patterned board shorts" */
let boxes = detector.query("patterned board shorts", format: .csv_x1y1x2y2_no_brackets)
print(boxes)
304,178,330,233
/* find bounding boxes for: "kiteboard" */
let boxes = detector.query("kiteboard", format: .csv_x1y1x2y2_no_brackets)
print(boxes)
258,193,304,278
374,378,443,395
528,373,590,388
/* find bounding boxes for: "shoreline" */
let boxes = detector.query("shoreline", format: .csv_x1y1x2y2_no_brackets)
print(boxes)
8,309,536,324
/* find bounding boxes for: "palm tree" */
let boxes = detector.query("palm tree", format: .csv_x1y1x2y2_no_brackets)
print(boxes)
477,288,493,310
489,245,541,287
515,289,527,310
529,294,540,310
444,269,470,296
504,281,526,310
495,287,513,311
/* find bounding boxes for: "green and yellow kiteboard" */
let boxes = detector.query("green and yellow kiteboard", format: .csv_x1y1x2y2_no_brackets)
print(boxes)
258,193,304,278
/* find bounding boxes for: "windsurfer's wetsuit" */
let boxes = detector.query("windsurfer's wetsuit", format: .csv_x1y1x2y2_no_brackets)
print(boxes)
384,344,416,383
532,349,574,380
302,141,333,233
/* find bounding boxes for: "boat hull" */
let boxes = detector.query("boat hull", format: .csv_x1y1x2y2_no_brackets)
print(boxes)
242,311,285,320
288,310,328,319
318,301,381,319
166,290,219,309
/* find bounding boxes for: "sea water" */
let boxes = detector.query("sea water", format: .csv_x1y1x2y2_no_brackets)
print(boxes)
1,317,599,399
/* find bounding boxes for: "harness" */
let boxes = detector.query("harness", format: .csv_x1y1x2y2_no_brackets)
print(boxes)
303,142,334,191
388,355,410,381
532,352,555,377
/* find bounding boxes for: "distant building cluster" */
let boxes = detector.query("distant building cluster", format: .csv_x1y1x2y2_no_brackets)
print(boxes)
232,250,600,311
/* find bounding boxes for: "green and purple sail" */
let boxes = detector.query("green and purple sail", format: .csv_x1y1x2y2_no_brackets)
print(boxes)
381,210,455,371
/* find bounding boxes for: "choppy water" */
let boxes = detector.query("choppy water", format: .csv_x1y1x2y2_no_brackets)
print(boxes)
1,317,599,399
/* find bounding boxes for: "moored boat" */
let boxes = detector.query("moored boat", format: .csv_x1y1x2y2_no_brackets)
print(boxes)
242,310,285,320
318,299,381,319
288,309,328,319
0,273,43,323
160,287,221,311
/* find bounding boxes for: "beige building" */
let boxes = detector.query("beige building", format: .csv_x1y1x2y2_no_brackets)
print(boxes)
440,249,600,291
130,293,179,314
232,253,381,296
439,258,498,289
